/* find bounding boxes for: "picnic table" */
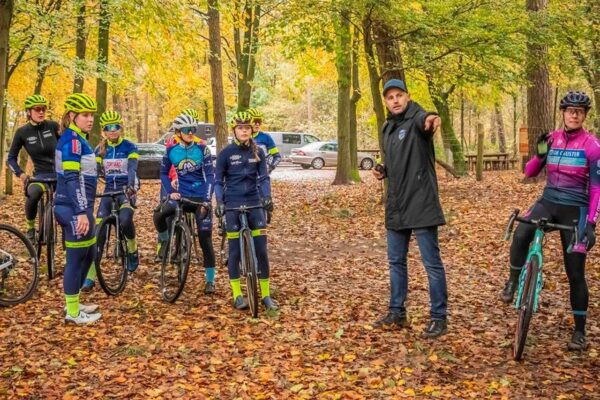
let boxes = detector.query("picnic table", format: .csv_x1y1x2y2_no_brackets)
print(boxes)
464,153,517,171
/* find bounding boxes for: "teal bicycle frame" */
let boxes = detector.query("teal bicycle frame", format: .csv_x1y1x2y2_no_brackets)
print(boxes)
505,209,579,312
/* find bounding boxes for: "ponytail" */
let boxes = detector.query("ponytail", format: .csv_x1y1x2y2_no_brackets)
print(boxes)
60,112,72,134
249,138,260,161
97,137,108,158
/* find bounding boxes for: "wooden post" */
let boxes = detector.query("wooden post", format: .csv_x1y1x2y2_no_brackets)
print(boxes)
476,122,484,181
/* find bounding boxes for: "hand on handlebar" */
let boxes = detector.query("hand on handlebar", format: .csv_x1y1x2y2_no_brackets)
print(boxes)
169,192,181,201
215,203,225,218
262,197,274,212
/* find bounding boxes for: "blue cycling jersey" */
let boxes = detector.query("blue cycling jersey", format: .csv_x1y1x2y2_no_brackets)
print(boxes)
253,131,281,170
215,142,271,207
160,141,214,200
55,124,97,214
95,137,139,192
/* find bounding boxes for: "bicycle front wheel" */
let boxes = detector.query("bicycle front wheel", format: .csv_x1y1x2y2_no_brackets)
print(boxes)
96,217,128,296
241,229,259,318
513,255,539,360
160,222,192,303
0,224,39,306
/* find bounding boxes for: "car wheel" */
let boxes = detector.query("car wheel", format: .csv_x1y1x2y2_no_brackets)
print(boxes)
311,158,325,170
301,164,311,170
360,158,374,170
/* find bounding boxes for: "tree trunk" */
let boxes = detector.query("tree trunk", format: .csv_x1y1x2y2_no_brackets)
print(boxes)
489,112,497,146
495,104,506,153
0,0,13,195
460,91,465,151
73,0,87,92
362,18,386,156
512,94,518,156
372,22,405,83
526,0,553,159
236,2,260,110
143,92,149,142
133,93,142,143
332,9,352,186
91,0,110,146
428,79,466,175
208,0,228,152
476,122,484,181
348,25,361,183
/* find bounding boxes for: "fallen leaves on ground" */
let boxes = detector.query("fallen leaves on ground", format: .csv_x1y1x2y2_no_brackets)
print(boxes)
0,169,599,399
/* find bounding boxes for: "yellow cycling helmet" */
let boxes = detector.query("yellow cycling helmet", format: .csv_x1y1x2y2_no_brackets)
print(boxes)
64,93,97,113
99,111,123,127
229,111,253,129
24,94,49,109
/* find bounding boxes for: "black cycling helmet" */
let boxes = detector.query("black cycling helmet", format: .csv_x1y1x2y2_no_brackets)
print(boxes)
559,91,592,111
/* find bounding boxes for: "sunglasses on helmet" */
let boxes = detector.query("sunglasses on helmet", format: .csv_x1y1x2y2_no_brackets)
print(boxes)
103,124,122,132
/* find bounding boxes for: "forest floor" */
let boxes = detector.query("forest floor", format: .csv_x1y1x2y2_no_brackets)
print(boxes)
1,169,599,399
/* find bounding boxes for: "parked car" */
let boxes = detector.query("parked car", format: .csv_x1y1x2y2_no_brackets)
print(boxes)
290,141,375,170
265,132,321,157
137,143,166,179
206,137,233,158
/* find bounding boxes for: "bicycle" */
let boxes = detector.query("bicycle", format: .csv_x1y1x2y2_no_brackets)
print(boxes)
0,224,38,306
95,189,135,296
26,177,58,280
220,204,268,318
160,197,210,303
218,216,228,268
504,209,578,360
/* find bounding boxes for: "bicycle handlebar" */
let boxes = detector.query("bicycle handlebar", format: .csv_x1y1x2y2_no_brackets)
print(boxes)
504,208,579,250
27,177,57,184
96,189,127,198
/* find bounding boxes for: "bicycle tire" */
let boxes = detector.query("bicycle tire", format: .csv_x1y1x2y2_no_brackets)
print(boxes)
0,224,39,306
95,216,128,296
45,205,56,280
513,255,539,360
161,221,192,303
241,229,259,318
187,213,201,264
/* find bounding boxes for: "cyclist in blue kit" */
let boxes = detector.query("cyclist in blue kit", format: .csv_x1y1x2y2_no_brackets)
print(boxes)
153,114,217,294
214,111,277,311
54,93,100,324
247,108,281,173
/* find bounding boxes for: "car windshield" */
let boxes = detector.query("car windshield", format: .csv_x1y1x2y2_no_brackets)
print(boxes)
304,135,320,144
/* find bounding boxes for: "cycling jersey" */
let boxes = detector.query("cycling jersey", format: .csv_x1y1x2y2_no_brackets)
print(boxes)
525,128,600,223
160,141,214,200
253,131,281,170
55,124,98,214
95,137,139,192
215,142,271,207
7,120,59,178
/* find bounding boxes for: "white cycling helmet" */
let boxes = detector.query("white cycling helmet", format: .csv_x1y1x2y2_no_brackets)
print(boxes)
171,114,197,130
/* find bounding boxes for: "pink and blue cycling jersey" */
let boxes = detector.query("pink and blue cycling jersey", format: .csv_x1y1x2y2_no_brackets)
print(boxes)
525,128,600,224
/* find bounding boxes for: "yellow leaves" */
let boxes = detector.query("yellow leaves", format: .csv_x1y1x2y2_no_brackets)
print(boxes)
404,388,416,396
317,353,331,360
257,366,273,382
113,375,127,384
290,384,304,393
342,353,356,362
428,353,438,362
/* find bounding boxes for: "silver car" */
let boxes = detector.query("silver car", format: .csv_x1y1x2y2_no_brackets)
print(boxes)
290,141,375,170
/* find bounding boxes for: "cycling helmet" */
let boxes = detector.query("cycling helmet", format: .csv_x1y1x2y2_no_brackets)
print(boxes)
99,111,123,127
248,108,264,121
182,108,199,120
64,93,97,113
24,94,48,109
172,113,197,130
559,91,592,111
229,111,253,129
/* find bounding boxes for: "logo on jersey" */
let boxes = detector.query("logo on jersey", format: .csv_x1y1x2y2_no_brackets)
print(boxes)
177,159,199,175
230,154,241,161
398,129,407,141
71,139,81,155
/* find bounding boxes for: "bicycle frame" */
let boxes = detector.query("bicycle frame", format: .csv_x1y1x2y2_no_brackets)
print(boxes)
514,229,544,312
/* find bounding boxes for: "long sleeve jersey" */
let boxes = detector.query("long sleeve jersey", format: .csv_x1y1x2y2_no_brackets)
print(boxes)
214,142,271,207
160,141,214,200
7,120,59,178
253,131,281,170
525,128,600,223
55,124,98,214
95,137,139,192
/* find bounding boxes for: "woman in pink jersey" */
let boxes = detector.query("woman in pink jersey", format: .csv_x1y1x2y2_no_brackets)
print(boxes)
501,91,598,351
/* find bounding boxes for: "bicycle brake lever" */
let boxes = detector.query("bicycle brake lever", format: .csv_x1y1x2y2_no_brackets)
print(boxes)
504,209,520,241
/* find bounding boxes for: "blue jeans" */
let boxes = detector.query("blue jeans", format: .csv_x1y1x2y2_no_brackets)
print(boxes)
387,226,448,320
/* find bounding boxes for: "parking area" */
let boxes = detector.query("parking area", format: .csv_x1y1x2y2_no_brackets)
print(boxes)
271,162,373,182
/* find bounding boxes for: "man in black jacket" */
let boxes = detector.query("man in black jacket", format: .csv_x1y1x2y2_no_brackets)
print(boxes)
372,79,449,338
